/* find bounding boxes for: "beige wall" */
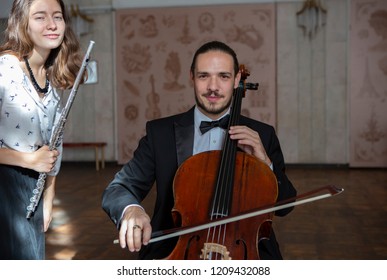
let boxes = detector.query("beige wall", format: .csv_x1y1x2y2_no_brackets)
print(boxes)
277,0,349,164
58,0,386,167
60,0,116,162
349,0,387,167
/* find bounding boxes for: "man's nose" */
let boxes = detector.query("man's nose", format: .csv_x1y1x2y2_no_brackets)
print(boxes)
207,76,219,92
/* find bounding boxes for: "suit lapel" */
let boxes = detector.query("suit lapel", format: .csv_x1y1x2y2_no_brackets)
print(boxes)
174,107,195,166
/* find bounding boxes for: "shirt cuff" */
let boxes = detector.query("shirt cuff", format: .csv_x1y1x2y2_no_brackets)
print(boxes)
120,204,145,222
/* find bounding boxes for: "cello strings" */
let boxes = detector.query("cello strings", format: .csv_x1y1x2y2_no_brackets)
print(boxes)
216,88,241,219
201,68,254,259
218,88,242,257
206,87,243,258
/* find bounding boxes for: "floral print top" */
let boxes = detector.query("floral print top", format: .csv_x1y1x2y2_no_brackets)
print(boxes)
0,54,63,176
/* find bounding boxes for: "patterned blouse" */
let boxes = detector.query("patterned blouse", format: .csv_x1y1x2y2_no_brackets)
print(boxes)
0,54,63,176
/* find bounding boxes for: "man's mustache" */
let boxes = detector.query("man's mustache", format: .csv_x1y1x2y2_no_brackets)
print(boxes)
203,91,223,97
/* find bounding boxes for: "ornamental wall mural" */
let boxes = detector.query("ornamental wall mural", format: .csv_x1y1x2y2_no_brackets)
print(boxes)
350,0,387,167
115,4,276,164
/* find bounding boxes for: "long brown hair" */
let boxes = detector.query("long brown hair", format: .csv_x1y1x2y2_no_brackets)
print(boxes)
0,0,84,90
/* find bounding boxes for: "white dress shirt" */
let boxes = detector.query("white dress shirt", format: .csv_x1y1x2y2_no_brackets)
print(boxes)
193,106,230,155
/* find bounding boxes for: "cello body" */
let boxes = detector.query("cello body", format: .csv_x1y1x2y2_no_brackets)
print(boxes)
167,150,278,260
162,65,278,260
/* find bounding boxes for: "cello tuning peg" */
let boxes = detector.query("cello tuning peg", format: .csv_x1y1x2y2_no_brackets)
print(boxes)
246,82,259,91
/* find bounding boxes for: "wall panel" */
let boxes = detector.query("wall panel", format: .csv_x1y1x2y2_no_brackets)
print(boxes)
115,4,276,163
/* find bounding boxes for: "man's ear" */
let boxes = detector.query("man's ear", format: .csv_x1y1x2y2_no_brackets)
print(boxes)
190,70,194,81
234,71,241,89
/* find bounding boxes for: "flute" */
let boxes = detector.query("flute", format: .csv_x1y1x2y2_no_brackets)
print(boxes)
26,40,95,219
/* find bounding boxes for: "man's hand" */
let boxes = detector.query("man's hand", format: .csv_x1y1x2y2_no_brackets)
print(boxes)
229,126,272,167
119,206,152,252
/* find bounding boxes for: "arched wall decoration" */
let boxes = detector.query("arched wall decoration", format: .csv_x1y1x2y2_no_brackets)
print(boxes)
296,0,327,40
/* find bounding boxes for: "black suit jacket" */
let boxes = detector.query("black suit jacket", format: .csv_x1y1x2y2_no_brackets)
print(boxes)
102,107,297,259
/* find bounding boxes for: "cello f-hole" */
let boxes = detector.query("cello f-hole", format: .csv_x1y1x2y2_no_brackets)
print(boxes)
185,235,200,259
235,239,248,260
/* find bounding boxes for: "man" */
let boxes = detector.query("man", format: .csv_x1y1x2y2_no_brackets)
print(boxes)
102,41,297,260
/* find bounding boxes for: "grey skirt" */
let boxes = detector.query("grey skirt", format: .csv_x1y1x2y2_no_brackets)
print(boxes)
0,164,44,259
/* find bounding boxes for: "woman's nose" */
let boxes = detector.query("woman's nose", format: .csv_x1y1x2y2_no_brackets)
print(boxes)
46,17,57,29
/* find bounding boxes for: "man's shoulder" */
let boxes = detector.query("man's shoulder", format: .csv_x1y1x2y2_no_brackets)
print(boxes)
240,115,275,132
147,107,194,127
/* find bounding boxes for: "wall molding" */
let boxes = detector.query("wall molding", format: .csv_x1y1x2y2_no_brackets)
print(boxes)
112,0,304,9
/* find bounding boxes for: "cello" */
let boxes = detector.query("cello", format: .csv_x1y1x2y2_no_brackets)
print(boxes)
164,65,278,260
112,66,343,258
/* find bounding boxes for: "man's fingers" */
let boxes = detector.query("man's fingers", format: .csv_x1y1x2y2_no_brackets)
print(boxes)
119,220,129,249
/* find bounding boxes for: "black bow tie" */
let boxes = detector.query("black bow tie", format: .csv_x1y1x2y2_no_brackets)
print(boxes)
199,115,230,134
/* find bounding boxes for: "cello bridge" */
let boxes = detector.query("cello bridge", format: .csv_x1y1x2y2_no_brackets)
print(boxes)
200,243,232,260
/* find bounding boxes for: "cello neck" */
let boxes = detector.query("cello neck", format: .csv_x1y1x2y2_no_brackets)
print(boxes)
210,65,257,218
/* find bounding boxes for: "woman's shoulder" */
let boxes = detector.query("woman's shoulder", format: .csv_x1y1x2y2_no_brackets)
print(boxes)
0,54,20,66
0,54,25,94
0,54,23,77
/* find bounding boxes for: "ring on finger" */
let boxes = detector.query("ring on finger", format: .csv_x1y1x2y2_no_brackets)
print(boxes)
133,224,142,230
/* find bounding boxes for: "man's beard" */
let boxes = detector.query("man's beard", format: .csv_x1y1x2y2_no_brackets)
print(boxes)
195,91,233,116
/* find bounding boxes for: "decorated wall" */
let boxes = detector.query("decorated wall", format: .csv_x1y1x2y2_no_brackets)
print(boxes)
349,0,387,167
34,0,386,168
115,3,276,163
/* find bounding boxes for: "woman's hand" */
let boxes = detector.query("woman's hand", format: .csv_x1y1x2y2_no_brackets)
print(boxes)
43,198,53,232
43,176,56,232
27,145,59,173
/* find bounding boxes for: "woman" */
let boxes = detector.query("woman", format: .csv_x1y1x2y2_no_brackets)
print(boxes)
0,0,83,259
